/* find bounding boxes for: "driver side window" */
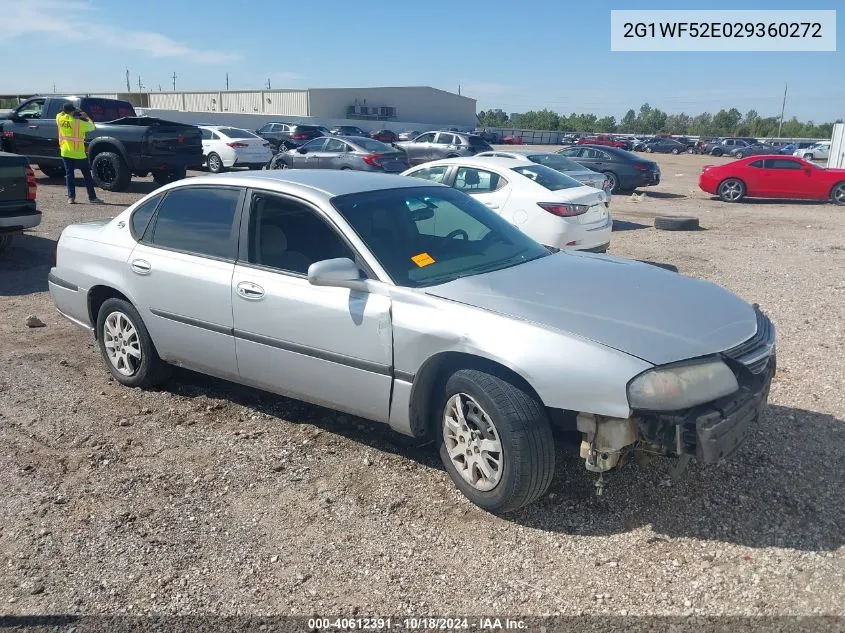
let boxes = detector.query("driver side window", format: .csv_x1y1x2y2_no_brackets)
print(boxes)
300,138,326,153
415,133,435,143
17,99,46,119
247,194,358,276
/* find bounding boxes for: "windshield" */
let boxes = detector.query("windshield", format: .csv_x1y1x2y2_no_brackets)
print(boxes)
218,127,258,139
527,153,591,173
511,165,584,190
331,186,549,288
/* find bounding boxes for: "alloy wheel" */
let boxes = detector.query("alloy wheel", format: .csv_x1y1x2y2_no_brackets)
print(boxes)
103,311,142,376
208,154,222,172
95,159,116,185
720,179,744,201
833,183,845,205
442,393,503,492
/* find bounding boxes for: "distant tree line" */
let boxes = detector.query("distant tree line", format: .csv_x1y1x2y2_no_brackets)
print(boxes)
477,103,841,138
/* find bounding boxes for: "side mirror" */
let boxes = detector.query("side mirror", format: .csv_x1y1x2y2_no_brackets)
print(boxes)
308,258,367,291
297,147,307,154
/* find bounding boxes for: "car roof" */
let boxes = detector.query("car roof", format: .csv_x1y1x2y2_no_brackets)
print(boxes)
412,156,538,171
188,169,437,197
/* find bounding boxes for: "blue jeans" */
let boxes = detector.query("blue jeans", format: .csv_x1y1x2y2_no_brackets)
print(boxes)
61,156,98,201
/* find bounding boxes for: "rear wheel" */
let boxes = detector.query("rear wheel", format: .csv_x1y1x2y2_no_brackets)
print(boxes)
206,152,224,174
718,178,746,202
437,369,555,513
39,165,64,179
645,146,653,153
831,182,845,206
803,153,814,161
687,147,695,154
96,298,170,388
711,148,724,157
602,171,619,194
671,148,680,155
90,151,131,192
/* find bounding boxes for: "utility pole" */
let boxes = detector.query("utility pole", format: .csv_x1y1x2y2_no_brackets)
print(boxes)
225,72,229,90
125,68,131,92
171,71,177,91
137,75,143,92
458,83,461,96
266,78,271,90
777,83,788,138
52,82,56,93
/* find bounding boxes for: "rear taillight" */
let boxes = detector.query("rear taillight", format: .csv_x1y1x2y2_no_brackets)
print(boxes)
26,165,37,201
633,163,649,171
292,133,308,140
538,202,588,217
362,154,383,167
227,142,248,148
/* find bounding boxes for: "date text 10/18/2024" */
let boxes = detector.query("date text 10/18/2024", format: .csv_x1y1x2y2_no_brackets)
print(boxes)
308,617,528,630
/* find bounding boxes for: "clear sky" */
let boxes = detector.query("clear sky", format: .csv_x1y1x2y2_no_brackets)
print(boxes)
2,0,842,122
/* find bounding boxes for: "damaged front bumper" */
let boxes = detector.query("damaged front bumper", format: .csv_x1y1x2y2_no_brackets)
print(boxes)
579,352,776,473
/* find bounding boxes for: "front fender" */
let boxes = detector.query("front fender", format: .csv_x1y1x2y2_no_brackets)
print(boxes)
390,289,652,420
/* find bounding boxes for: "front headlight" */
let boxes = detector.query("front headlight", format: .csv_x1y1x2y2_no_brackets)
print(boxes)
627,359,739,411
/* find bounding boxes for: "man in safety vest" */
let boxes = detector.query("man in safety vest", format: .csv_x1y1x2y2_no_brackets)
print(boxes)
56,102,104,204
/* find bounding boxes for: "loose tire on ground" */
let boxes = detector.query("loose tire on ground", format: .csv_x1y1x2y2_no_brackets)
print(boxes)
96,298,170,388
654,216,700,231
90,151,131,192
437,368,555,513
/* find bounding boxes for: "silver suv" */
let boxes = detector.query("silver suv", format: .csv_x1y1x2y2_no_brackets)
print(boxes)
394,131,493,166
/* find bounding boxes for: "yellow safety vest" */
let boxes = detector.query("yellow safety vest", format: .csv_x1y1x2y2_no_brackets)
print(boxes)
56,113,95,159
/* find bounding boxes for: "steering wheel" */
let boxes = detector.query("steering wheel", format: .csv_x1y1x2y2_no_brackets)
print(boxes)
445,229,469,241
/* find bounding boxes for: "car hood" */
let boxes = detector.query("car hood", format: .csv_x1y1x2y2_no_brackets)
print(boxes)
425,251,757,366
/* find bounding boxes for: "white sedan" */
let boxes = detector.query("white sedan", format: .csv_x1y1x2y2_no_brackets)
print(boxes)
198,125,273,173
793,141,830,162
402,157,612,252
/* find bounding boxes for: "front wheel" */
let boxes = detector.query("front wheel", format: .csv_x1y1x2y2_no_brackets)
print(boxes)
718,178,746,203
735,152,745,159
90,152,131,192
96,298,170,388
831,182,845,206
645,146,653,153
803,153,814,161
687,147,695,154
671,148,680,155
437,369,555,513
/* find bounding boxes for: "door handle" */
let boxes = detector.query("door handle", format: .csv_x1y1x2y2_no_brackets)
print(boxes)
27,125,38,129
483,202,500,209
130,259,151,275
237,281,265,300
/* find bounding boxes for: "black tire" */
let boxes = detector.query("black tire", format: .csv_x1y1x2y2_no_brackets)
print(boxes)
654,216,700,231
718,178,746,203
602,171,620,194
645,146,653,153
90,152,131,192
206,152,224,174
671,148,680,155
687,147,695,154
803,153,814,161
830,182,845,206
711,148,724,157
96,298,170,388
0,234,13,255
39,165,64,179
153,167,187,185
735,151,745,159
437,369,555,513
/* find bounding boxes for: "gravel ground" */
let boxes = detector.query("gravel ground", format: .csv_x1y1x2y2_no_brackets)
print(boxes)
1,152,843,620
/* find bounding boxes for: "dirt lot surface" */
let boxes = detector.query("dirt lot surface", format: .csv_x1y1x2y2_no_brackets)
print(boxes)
1,151,843,619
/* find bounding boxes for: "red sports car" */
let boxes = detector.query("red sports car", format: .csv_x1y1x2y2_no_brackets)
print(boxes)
699,155,845,205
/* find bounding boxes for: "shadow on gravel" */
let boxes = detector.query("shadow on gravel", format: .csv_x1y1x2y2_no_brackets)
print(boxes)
638,191,687,199
162,371,844,552
705,196,827,206
612,220,650,232
0,233,55,296
637,260,679,272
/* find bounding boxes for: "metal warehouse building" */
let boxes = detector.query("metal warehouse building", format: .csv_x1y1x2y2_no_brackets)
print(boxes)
73,86,477,130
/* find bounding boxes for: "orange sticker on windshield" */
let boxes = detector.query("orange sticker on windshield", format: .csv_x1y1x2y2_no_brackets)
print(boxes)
411,252,435,267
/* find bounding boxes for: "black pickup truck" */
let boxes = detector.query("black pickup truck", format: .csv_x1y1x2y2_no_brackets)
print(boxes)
0,151,40,255
0,96,202,192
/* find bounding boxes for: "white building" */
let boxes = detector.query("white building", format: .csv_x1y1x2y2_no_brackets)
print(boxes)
101,86,477,131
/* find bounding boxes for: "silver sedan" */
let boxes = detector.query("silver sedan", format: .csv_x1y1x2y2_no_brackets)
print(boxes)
48,170,775,512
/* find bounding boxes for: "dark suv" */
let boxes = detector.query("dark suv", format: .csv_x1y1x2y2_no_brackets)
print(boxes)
394,131,494,166
703,137,758,156
255,122,324,151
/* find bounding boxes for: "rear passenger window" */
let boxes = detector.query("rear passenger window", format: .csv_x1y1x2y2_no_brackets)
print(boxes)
130,194,163,239
749,160,765,169
146,187,241,259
